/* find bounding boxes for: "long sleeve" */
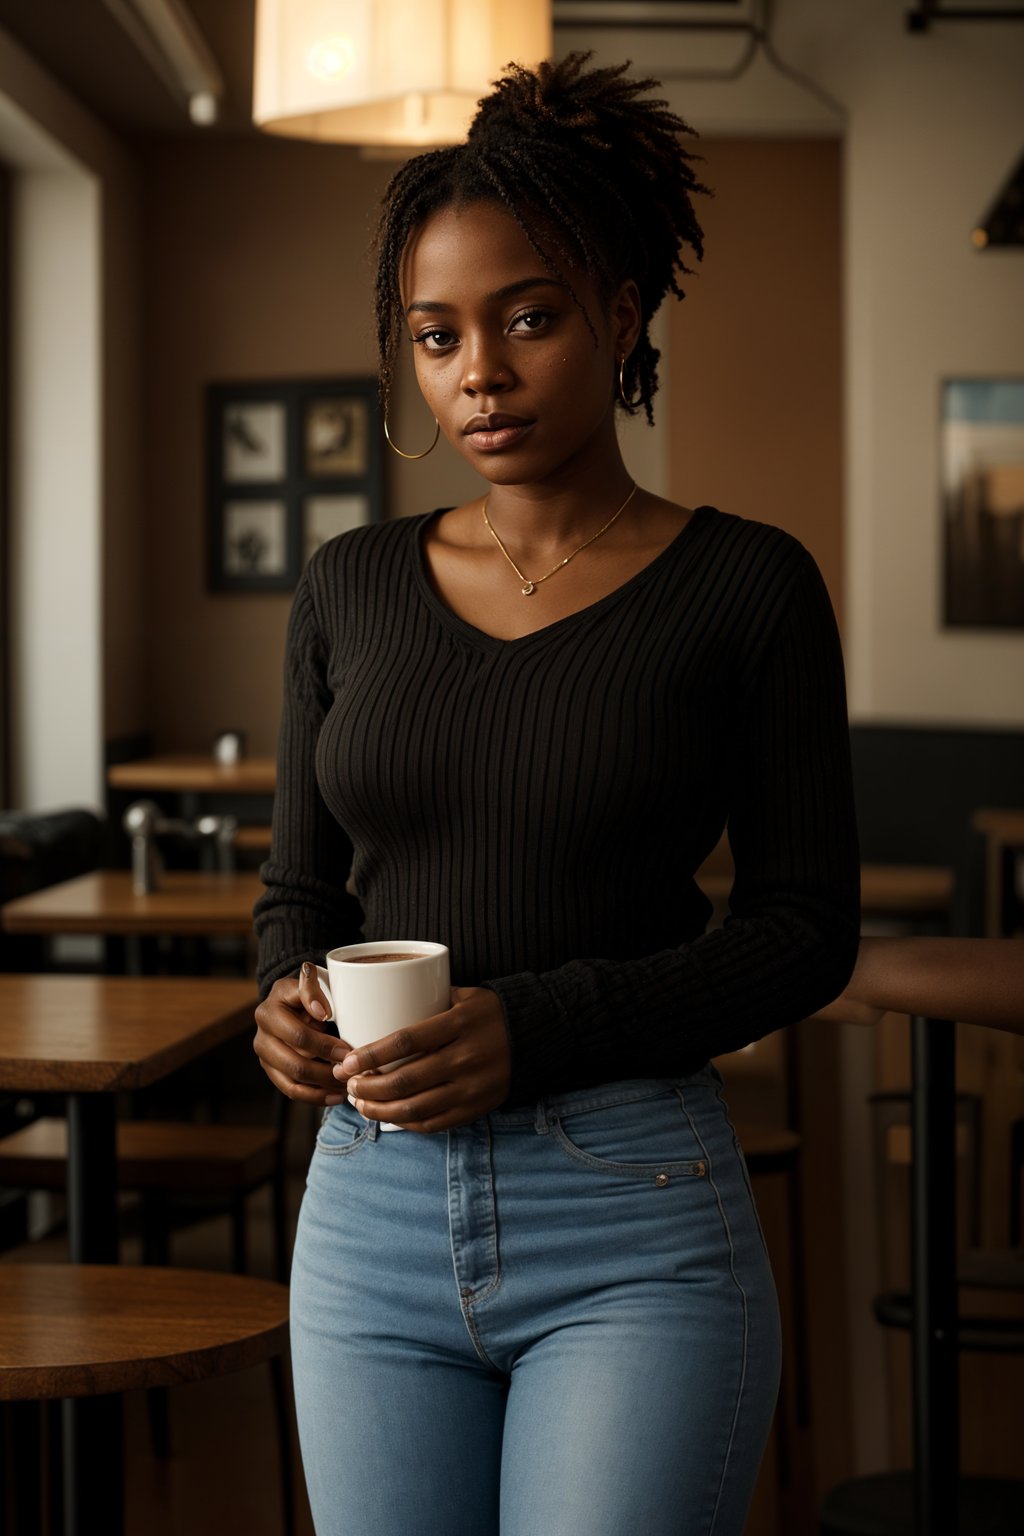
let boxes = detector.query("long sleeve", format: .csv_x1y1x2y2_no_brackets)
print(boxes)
484,550,861,1100
253,565,364,994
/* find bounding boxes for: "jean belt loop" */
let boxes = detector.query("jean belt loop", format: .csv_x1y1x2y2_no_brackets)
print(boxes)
534,1099,551,1135
366,1118,381,1142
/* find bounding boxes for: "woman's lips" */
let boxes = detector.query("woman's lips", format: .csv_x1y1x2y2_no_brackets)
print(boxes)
465,422,535,452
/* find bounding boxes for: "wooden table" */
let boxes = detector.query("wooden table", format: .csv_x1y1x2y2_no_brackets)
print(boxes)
0,975,259,1532
1,868,264,939
107,753,276,795
0,974,258,1260
107,754,276,830
0,1264,288,1401
0,1264,289,1536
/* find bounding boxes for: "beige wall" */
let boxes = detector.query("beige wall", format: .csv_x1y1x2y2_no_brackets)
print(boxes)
140,136,389,754
668,138,844,623
138,136,487,755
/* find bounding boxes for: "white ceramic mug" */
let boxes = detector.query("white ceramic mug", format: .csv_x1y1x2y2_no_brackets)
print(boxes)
315,940,450,1131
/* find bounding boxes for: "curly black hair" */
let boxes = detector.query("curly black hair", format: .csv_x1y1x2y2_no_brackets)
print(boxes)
373,52,709,427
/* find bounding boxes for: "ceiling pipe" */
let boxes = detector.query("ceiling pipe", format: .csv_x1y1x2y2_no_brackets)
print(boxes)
100,0,225,124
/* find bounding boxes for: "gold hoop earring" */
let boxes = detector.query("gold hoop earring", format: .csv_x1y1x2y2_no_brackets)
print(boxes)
617,354,641,410
384,415,440,460
617,353,641,411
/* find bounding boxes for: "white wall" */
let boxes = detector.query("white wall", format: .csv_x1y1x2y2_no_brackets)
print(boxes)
0,27,141,811
835,14,1024,726
8,163,103,810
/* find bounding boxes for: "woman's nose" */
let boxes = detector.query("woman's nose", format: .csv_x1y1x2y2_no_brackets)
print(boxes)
460,342,510,397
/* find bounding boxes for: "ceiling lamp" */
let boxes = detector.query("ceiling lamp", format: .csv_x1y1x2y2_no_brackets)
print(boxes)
253,0,552,148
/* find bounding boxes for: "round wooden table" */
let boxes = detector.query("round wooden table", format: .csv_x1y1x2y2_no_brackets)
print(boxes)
0,1264,289,1401
0,1265,289,1535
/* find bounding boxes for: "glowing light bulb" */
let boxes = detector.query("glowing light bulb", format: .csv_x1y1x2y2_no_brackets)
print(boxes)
307,35,358,83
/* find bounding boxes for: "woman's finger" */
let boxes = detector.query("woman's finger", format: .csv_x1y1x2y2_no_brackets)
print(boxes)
298,960,332,1023
338,1049,451,1101
255,1029,347,1104
335,1010,456,1079
254,996,348,1064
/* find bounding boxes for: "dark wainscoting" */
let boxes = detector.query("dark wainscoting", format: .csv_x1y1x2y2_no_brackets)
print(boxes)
850,723,1024,935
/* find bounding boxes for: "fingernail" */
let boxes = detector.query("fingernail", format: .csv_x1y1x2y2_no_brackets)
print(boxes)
342,1053,359,1073
301,961,311,977
332,1062,345,1078
309,1000,326,1021
330,1046,348,1062
347,1092,358,1108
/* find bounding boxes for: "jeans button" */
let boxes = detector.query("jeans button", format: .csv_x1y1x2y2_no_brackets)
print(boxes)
655,1172,670,1188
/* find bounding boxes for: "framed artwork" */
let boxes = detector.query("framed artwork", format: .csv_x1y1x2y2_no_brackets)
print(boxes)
207,378,383,591
942,378,1024,630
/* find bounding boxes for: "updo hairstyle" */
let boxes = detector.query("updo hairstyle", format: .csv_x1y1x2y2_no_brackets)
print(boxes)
373,52,709,427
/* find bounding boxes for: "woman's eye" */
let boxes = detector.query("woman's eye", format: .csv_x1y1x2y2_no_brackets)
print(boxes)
510,309,552,335
412,329,457,351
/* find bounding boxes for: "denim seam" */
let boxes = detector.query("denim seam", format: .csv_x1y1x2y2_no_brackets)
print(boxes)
676,1084,750,1536
447,1129,503,1371
313,1131,370,1157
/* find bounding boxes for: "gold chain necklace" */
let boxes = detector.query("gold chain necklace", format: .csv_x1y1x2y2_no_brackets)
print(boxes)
481,482,639,597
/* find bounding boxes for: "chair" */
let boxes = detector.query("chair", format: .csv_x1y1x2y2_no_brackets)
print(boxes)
0,1104,290,1282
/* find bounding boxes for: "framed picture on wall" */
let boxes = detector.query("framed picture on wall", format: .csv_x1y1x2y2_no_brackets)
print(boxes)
207,377,383,592
942,378,1024,630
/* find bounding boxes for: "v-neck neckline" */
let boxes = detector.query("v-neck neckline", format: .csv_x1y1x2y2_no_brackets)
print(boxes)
410,504,717,653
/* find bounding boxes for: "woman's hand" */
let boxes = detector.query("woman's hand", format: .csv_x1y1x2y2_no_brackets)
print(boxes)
253,962,352,1105
333,986,511,1134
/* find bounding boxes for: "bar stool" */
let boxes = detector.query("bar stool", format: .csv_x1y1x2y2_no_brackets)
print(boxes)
0,1264,292,1535
820,1016,1024,1536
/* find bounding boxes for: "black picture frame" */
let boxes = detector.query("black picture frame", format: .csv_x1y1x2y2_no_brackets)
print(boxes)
206,377,383,592
941,376,1024,631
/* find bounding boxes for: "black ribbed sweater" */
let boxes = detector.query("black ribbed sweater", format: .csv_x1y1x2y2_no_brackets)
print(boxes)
254,505,861,1103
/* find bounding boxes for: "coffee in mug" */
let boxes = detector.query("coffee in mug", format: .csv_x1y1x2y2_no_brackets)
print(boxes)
341,952,424,965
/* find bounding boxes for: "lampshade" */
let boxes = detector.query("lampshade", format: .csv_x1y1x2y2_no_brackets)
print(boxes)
253,0,552,147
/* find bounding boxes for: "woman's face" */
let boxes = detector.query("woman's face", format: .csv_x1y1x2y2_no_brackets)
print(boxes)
399,199,639,488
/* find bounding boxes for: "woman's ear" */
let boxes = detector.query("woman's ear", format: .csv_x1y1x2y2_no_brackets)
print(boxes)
610,278,643,361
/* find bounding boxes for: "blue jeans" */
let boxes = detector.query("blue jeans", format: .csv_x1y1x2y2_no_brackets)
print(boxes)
290,1068,781,1536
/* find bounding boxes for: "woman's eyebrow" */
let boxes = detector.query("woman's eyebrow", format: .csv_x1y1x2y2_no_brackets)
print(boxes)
406,277,566,315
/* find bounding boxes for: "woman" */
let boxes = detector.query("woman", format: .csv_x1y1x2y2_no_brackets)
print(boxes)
253,54,861,1536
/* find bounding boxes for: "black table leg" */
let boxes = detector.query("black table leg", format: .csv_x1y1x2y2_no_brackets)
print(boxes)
61,1397,122,1536
911,1014,958,1534
64,1093,124,1535
66,1095,118,1265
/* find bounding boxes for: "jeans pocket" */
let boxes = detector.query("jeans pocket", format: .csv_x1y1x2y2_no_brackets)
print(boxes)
315,1102,371,1157
549,1090,710,1182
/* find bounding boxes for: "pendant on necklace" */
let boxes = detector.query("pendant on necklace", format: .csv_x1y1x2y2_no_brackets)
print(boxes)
521,582,536,596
